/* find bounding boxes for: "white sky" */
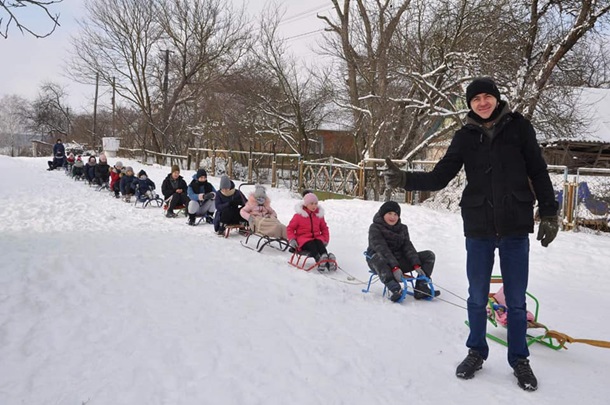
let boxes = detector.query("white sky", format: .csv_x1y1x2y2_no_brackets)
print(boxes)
1,155,610,404
0,0,330,113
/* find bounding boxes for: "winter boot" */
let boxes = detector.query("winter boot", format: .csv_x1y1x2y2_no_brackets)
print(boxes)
414,279,440,300
205,212,214,224
456,349,484,379
389,284,403,303
166,210,177,218
188,214,196,226
317,253,329,272
326,253,337,271
513,359,538,391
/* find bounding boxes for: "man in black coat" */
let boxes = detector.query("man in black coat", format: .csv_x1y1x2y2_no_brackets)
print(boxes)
384,77,558,391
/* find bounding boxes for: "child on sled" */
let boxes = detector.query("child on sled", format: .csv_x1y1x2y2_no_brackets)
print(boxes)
286,192,336,272
240,185,287,239
186,168,216,226
366,201,440,302
213,175,247,235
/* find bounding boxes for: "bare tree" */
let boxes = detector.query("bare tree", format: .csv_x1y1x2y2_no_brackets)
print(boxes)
249,4,332,157
0,94,30,155
0,0,62,39
68,0,250,155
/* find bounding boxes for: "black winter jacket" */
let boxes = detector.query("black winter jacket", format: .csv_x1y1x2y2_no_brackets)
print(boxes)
405,111,558,237
367,212,421,269
161,173,188,199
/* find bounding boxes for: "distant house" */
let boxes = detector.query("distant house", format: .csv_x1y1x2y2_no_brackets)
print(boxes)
312,106,357,162
540,87,610,170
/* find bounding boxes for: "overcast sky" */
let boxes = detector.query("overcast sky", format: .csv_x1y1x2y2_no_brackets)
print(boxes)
0,0,330,113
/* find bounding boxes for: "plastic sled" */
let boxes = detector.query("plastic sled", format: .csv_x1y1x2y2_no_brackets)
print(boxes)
287,250,338,272
465,275,563,350
241,233,290,253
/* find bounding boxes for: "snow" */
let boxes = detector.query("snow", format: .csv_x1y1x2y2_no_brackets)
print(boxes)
1,155,609,405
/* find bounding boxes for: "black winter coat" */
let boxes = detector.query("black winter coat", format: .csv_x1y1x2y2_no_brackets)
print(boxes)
367,213,420,269
405,111,558,237
161,173,188,199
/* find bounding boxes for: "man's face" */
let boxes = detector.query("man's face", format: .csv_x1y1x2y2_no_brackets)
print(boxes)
470,93,498,119
171,171,180,180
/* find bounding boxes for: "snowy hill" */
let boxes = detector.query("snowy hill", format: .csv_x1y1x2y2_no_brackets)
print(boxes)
1,155,609,405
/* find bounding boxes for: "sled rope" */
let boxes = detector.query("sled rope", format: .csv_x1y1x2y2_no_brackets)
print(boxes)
543,330,610,350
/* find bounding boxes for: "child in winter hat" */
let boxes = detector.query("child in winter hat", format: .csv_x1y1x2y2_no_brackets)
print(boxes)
138,169,148,179
366,200,439,303
171,164,180,173
253,185,267,204
287,191,337,272
219,174,232,190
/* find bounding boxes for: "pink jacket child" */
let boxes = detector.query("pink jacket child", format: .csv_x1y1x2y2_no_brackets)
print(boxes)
286,192,336,272
240,185,287,239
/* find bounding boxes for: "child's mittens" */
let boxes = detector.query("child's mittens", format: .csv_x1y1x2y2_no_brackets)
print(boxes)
288,239,298,249
392,266,403,282
413,265,425,276
203,192,215,200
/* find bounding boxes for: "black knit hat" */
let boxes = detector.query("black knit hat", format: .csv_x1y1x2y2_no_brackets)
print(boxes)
196,168,207,178
466,77,501,108
379,201,401,217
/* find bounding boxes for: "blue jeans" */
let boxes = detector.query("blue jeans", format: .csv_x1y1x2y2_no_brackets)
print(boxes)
465,236,530,367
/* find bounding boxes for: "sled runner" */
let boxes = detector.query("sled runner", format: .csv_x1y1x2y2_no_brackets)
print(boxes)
221,223,250,238
162,198,188,217
134,190,164,209
287,250,338,272
361,269,436,303
241,232,290,253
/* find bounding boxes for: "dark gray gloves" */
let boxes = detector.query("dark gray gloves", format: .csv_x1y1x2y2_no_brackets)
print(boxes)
288,239,298,249
384,158,406,189
203,192,215,200
537,216,559,247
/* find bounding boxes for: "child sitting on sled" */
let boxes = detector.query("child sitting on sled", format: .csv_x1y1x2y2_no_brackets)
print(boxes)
240,185,287,239
286,192,336,272
366,201,440,302
213,175,247,235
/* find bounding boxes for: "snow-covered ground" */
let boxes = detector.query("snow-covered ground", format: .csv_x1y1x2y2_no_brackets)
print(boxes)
1,155,609,405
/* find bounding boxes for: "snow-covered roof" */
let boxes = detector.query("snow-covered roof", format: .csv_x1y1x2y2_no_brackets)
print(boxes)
545,87,610,144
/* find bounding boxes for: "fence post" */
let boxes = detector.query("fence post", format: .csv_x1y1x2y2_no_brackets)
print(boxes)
298,159,304,193
248,147,253,183
358,161,365,199
271,152,277,188
187,153,192,170
211,146,216,176
228,153,233,179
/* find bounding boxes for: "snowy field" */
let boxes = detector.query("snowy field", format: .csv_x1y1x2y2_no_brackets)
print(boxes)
1,155,609,405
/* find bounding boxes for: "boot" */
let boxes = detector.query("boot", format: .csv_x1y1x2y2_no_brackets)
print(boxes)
456,349,484,379
188,214,196,226
513,358,538,391
414,279,440,300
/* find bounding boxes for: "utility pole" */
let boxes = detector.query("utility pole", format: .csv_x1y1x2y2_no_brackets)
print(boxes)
93,72,99,151
112,76,116,137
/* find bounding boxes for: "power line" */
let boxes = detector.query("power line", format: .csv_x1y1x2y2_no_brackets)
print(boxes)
279,3,331,26
285,28,325,42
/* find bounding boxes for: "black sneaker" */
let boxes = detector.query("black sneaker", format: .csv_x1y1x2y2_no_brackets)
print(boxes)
456,350,484,379
414,280,441,300
166,211,178,218
513,358,538,391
